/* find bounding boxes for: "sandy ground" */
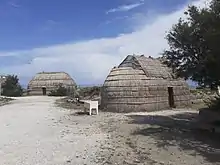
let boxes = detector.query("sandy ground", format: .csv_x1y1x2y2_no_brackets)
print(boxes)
0,96,220,165
0,96,105,165
92,111,220,165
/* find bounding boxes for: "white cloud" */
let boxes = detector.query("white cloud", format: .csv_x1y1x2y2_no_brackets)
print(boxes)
8,1,21,8
0,0,209,85
106,1,144,14
103,16,130,25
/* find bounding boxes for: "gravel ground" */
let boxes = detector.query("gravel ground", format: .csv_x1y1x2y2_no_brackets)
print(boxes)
96,110,220,165
0,96,220,165
0,96,105,165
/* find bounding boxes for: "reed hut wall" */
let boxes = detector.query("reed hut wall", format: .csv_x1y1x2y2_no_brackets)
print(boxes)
27,72,76,96
101,55,191,113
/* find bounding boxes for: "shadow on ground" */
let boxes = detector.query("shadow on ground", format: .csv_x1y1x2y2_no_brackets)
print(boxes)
127,112,220,163
70,111,90,116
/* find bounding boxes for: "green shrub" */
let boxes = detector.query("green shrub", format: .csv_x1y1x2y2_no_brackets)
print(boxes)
78,86,101,98
48,84,68,96
1,75,23,97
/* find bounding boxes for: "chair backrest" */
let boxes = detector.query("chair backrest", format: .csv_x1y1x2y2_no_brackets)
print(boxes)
89,101,98,108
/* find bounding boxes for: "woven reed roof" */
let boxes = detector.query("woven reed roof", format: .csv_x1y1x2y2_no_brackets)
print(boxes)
28,72,76,88
119,55,174,79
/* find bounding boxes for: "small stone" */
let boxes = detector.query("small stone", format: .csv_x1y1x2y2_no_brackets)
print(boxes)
66,160,71,163
134,159,141,163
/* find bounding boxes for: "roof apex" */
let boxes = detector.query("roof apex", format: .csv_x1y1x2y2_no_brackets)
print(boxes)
38,71,66,74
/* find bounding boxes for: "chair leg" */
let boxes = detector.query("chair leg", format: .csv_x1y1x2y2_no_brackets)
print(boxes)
89,108,92,116
96,108,98,115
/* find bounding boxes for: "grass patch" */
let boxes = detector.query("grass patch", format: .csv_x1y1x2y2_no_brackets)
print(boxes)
191,101,207,110
55,97,84,110
0,96,14,106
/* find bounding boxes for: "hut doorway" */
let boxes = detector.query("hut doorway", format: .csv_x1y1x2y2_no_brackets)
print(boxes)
168,87,174,108
42,87,47,95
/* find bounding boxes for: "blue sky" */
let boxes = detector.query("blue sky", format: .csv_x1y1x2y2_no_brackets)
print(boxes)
0,0,207,86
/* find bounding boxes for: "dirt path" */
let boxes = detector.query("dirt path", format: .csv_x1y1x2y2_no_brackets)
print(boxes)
1,97,220,165
96,110,220,165
0,96,105,165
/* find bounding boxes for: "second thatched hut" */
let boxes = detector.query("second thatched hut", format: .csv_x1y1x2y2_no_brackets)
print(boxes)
27,72,76,96
101,55,191,113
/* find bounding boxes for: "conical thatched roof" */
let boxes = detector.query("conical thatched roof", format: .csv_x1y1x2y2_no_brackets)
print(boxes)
28,72,76,88
119,55,174,79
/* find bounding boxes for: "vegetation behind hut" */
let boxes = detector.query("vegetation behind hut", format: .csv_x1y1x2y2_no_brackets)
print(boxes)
48,84,77,97
78,86,101,99
1,75,23,97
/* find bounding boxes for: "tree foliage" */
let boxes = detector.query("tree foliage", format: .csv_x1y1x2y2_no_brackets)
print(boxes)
48,84,68,96
48,83,79,97
78,86,100,98
162,0,220,89
1,75,23,97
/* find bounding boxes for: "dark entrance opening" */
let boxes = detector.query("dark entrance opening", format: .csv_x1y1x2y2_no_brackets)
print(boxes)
42,87,47,95
168,87,175,108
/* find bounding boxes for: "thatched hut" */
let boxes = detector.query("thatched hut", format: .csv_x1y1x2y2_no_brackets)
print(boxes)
101,55,191,112
27,72,76,96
